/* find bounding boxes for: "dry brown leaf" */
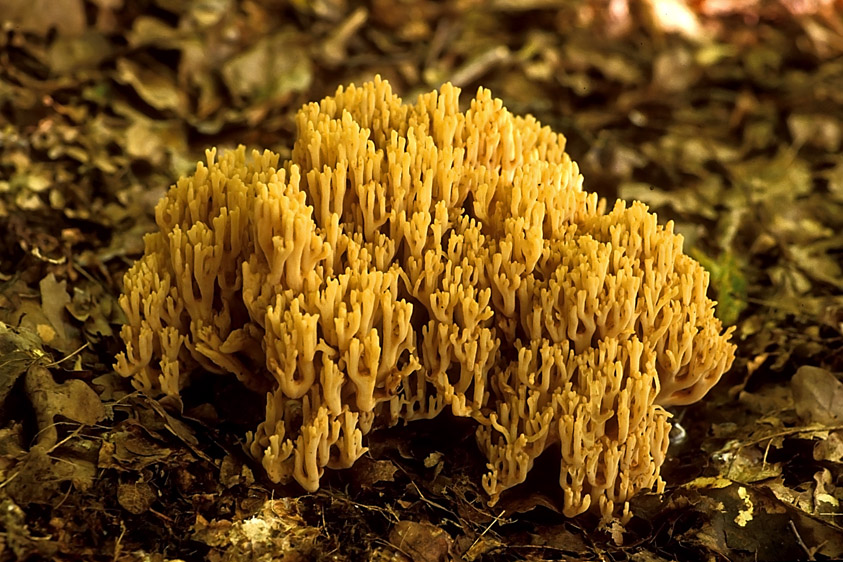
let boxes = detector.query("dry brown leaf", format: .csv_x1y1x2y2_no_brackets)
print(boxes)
813,430,843,464
389,520,453,562
39,273,71,344
24,364,105,450
791,366,843,426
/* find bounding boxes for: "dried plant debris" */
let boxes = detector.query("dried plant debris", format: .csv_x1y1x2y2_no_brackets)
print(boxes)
2,0,843,560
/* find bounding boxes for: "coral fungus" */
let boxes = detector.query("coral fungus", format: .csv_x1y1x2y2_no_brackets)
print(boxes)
116,76,735,521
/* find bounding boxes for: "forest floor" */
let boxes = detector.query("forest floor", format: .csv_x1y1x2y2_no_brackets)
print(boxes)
2,0,843,560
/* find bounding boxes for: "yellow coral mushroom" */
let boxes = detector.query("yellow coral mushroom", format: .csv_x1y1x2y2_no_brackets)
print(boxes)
116,76,735,521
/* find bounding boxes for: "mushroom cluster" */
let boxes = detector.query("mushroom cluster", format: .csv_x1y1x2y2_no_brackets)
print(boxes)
116,77,735,521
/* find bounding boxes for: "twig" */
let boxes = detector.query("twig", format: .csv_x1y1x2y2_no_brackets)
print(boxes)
44,341,90,367
466,510,505,555
724,424,843,453
789,520,815,561
112,522,126,562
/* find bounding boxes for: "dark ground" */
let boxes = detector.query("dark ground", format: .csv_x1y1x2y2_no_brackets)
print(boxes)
2,0,843,560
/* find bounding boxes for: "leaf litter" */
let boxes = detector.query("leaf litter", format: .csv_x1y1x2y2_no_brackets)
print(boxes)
2,0,843,560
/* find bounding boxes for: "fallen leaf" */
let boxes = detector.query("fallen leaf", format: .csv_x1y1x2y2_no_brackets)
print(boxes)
389,520,453,562
813,430,843,464
791,366,843,426
24,364,105,450
4,0,86,36
221,31,312,104
39,273,71,343
0,322,45,405
118,481,157,514
115,58,188,114
812,468,839,516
